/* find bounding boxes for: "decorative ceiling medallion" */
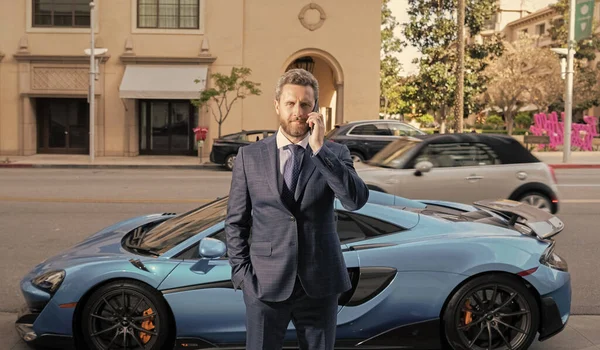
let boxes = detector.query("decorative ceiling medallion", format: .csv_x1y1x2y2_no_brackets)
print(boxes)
298,3,326,31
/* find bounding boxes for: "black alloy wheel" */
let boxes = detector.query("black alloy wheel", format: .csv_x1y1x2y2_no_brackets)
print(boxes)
443,274,539,350
81,280,171,350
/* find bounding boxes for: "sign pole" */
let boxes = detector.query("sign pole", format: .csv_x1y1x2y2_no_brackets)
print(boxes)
565,0,595,163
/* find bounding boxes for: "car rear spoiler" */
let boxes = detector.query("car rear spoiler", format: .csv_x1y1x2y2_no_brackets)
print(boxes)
473,199,564,240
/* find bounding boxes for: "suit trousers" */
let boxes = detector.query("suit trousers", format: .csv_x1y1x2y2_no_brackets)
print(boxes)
242,276,338,350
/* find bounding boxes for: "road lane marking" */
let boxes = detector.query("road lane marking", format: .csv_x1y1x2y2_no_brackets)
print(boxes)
0,197,215,204
560,199,600,203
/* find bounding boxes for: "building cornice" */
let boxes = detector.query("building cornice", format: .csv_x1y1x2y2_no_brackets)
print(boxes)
13,53,110,63
119,55,217,65
507,7,558,28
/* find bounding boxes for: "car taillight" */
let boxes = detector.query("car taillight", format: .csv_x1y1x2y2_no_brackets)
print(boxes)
540,243,568,272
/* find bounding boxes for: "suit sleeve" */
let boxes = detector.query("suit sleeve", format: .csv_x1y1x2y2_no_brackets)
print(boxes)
224,147,253,290
310,143,369,211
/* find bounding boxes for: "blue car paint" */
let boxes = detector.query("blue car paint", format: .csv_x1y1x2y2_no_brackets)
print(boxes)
18,190,571,347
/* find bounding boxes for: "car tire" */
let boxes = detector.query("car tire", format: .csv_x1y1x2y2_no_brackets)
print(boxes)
350,151,365,163
80,280,172,350
225,154,236,171
517,191,552,213
443,273,539,350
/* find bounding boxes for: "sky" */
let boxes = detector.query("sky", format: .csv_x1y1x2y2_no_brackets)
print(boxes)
388,0,558,76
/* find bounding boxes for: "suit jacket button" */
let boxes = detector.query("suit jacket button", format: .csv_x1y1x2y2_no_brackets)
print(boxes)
290,216,295,221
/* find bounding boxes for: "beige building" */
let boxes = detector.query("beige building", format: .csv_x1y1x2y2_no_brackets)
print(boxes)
0,0,380,157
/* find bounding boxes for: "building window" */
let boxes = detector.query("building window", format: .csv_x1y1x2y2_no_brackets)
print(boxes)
137,0,199,29
32,0,91,27
537,23,546,36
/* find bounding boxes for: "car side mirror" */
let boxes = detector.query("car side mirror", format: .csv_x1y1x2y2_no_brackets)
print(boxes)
198,237,226,259
414,161,433,176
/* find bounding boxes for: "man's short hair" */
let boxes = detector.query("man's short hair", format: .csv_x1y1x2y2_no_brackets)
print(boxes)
275,68,319,102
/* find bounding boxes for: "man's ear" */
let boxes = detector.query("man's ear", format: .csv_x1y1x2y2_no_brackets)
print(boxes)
274,99,280,115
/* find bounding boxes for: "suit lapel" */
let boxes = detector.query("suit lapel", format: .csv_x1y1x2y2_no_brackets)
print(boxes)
295,144,317,201
261,136,290,211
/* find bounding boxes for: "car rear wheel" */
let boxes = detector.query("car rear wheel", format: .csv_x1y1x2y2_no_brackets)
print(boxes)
517,192,552,213
443,274,539,350
225,154,236,171
80,280,171,350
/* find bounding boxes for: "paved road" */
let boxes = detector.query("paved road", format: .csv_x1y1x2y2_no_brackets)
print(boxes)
0,168,598,349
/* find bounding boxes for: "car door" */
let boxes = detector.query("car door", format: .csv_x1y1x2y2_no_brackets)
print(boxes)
389,142,485,203
157,226,249,345
159,224,360,345
463,142,521,201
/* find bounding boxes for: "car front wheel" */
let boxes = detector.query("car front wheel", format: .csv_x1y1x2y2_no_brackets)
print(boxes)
443,273,539,350
80,280,171,350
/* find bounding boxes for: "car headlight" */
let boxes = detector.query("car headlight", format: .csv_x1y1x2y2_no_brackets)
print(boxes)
540,245,568,272
32,270,65,293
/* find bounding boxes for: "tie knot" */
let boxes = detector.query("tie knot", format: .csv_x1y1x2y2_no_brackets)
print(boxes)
287,144,304,155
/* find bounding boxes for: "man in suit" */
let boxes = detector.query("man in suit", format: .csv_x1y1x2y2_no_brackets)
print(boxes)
225,68,369,350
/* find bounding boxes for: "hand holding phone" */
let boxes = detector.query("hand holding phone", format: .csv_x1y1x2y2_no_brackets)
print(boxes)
307,97,324,151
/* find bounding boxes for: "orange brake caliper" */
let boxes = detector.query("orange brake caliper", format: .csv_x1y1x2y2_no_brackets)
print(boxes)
464,300,473,325
139,308,155,344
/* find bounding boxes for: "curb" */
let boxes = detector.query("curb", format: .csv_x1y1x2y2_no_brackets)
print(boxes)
0,163,222,170
549,164,600,169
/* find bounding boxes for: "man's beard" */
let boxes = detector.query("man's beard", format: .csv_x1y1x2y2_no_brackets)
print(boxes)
280,116,309,137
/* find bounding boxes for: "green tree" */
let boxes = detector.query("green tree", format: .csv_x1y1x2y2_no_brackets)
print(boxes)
402,0,503,132
192,67,262,138
548,0,600,61
482,35,561,134
547,0,600,116
380,0,405,115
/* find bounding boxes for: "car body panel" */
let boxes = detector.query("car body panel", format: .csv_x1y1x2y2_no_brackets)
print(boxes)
326,120,426,161
210,130,276,167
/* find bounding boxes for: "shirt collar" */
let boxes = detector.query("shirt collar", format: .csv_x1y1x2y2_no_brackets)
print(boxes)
276,126,310,150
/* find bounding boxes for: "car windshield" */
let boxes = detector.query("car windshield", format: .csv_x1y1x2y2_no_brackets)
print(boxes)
368,138,421,168
138,198,228,254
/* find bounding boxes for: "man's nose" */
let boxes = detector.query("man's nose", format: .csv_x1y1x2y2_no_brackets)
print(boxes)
292,102,302,116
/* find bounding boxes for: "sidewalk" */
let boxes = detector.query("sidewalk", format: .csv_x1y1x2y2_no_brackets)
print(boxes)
1,312,598,349
533,151,600,169
0,154,218,170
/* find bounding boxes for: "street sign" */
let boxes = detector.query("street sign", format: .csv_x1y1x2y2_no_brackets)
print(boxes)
575,0,595,41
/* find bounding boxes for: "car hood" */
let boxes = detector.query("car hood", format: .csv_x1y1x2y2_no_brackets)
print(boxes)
35,213,173,270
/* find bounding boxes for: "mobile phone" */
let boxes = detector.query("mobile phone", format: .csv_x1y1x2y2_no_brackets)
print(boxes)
311,97,319,133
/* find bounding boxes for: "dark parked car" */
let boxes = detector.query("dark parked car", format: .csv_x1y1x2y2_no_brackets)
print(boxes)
325,120,426,162
210,130,276,170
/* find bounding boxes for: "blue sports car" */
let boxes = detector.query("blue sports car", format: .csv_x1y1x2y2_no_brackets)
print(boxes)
16,190,570,350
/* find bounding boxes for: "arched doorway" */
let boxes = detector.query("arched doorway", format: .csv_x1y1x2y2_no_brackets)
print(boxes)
282,49,344,132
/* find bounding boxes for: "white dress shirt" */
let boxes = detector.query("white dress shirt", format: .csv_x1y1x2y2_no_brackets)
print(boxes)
276,126,321,190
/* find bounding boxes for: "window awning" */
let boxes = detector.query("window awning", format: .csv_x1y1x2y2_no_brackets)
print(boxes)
119,65,208,99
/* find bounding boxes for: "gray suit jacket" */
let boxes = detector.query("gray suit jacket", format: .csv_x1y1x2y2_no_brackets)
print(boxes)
225,132,369,302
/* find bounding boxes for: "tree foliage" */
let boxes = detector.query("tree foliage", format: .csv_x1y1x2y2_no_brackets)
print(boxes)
401,0,503,132
380,0,405,115
192,67,262,138
547,0,600,116
482,35,562,134
548,0,600,61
